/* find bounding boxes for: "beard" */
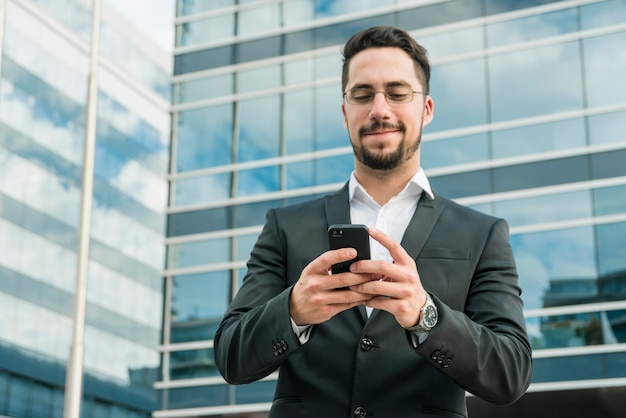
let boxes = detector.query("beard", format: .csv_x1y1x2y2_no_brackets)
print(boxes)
353,121,422,171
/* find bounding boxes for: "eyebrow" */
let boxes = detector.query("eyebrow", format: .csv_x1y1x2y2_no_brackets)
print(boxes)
349,80,412,89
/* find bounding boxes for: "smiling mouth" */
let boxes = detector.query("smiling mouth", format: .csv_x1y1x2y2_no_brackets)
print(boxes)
359,121,404,137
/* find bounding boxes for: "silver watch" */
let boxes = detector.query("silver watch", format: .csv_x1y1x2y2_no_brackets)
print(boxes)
405,293,438,333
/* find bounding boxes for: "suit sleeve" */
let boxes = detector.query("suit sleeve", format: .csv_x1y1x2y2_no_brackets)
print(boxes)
213,208,303,384
414,218,533,404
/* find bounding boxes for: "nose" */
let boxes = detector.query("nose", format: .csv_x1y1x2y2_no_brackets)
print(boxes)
369,91,392,120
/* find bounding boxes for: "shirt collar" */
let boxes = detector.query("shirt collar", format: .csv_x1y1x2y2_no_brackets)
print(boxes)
348,168,434,202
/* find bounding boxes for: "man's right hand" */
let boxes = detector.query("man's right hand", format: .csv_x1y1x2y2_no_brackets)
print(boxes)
289,248,374,326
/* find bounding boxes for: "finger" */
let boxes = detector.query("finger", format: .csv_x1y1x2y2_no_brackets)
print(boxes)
368,227,413,265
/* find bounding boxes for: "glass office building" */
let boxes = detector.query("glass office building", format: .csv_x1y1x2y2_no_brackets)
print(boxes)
0,0,171,416
160,0,626,417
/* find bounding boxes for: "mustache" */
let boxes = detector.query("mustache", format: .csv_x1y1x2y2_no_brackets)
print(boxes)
359,121,405,136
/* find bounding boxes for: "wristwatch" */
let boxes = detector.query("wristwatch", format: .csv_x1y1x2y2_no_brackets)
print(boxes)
405,293,438,333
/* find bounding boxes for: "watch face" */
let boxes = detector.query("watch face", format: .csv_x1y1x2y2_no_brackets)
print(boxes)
423,305,438,328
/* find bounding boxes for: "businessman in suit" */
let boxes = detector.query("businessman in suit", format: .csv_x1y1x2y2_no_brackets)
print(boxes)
214,26,532,418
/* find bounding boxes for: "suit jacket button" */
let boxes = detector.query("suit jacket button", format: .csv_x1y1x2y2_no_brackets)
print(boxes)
354,406,367,418
360,338,373,351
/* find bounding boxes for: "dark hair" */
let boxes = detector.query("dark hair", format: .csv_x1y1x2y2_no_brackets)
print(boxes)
341,26,430,94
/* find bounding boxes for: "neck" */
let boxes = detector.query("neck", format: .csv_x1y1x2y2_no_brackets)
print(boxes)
354,163,419,206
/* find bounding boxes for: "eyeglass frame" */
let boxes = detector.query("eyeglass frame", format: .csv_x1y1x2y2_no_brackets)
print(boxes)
343,86,429,105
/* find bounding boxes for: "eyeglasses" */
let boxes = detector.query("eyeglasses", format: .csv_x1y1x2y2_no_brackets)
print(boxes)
343,86,428,105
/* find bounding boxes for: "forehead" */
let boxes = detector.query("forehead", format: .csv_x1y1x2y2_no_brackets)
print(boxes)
347,47,419,88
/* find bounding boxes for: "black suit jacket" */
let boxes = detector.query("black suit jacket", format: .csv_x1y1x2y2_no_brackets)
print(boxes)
214,184,532,418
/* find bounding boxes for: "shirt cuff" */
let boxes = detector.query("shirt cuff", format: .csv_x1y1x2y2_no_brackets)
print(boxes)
290,318,313,344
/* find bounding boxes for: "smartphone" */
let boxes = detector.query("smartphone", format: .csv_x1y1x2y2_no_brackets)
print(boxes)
328,224,371,274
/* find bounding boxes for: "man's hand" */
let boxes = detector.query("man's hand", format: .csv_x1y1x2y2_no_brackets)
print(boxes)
348,227,428,328
290,248,375,326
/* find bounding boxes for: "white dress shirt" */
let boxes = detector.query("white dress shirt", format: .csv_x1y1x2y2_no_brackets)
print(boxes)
292,168,434,342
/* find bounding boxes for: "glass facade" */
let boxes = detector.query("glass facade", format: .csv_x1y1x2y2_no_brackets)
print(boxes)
0,0,171,417
160,0,626,417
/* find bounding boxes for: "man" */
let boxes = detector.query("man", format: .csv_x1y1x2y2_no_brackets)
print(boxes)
214,26,532,418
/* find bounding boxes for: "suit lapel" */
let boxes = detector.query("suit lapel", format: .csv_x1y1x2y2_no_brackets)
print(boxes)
401,192,445,260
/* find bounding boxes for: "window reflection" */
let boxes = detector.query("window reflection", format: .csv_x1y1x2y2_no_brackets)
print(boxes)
237,166,281,196
237,65,281,94
596,222,626,277
588,109,626,146
176,104,233,172
489,41,584,122
418,26,483,59
170,348,218,380
237,96,280,163
526,308,625,352
428,59,487,132
580,0,626,30
487,8,578,48
177,14,235,47
169,238,230,269
175,173,231,206
238,4,280,36
170,272,230,343
594,185,626,217
315,84,345,151
584,31,626,108
511,227,597,310
285,90,314,155
491,118,586,159
495,190,591,227
421,133,489,169
173,74,233,104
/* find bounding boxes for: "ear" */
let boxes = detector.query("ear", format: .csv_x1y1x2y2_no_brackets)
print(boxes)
422,95,434,127
342,102,348,130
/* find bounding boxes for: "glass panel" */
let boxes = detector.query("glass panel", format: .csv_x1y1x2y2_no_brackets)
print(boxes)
511,227,597,310
315,84,345,151
419,26,484,59
581,0,626,29
284,90,314,155
162,380,276,409
489,41,583,122
495,190,592,228
170,348,219,379
236,234,261,262
169,238,230,269
421,133,489,169
527,309,626,351
532,352,626,383
170,272,230,343
177,14,235,47
429,169,491,199
596,221,626,278
174,172,231,206
594,185,626,217
486,7,579,48
238,4,280,36
283,0,315,27
315,53,342,80
176,103,233,172
315,0,394,18
588,109,626,146
178,0,234,16
492,118,586,158
286,160,315,189
237,64,281,94
584,31,626,108
494,155,588,193
284,58,314,85
173,74,233,104
237,96,280,163
428,59,488,132
236,166,281,196
314,154,353,185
